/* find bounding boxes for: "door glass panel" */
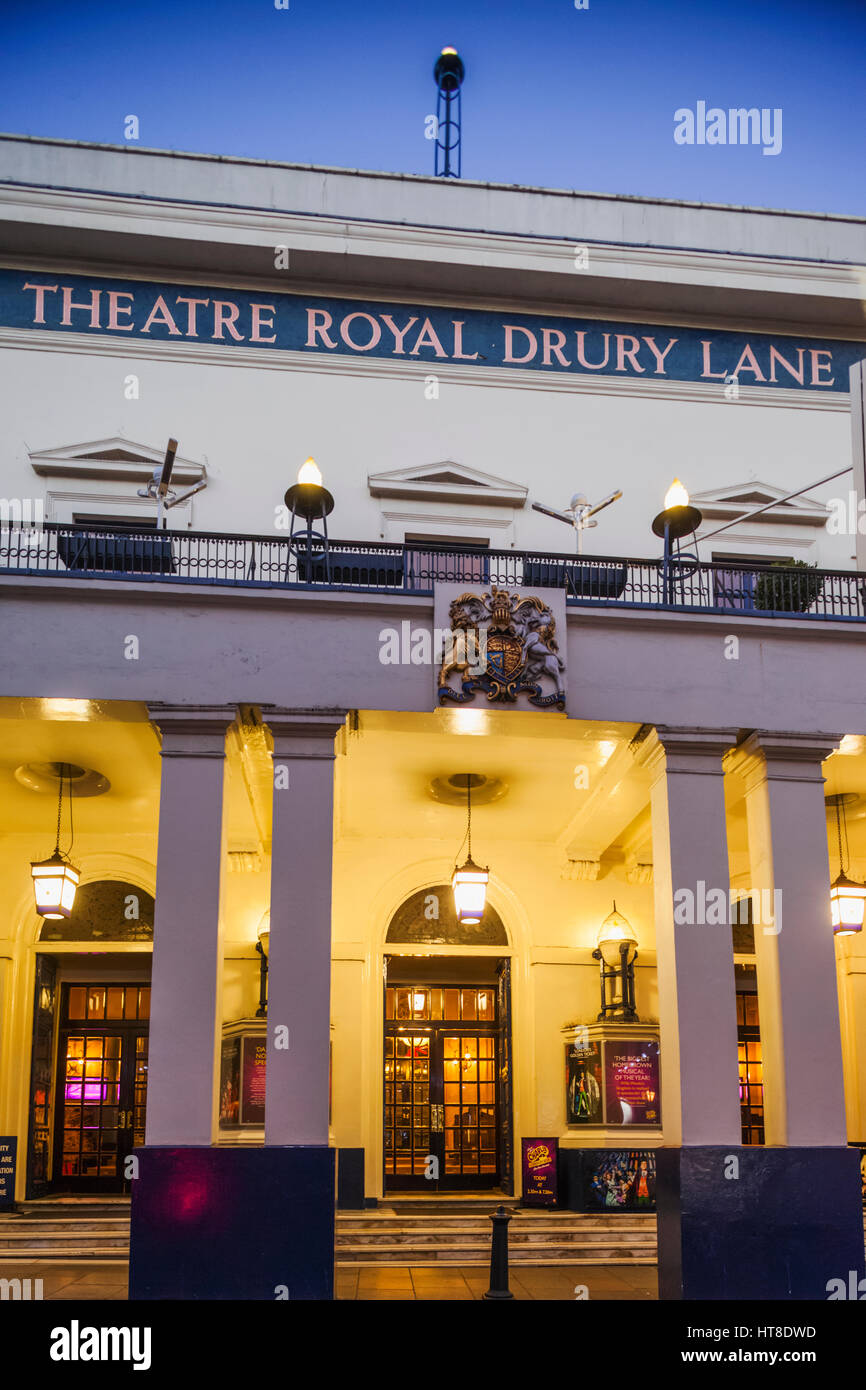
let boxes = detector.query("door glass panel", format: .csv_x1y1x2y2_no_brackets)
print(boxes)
443,1033,498,1175
383,1032,432,1177
86,987,106,1020
106,987,124,1019
133,1036,148,1146
61,1034,123,1178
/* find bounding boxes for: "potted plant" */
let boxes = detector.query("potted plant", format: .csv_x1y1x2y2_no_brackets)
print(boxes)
753,559,823,613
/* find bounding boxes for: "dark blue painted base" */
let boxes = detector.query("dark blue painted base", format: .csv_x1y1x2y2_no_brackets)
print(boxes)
128,1146,335,1300
336,1147,365,1209
657,1145,865,1300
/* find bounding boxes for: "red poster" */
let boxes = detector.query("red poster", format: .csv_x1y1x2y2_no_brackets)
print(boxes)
241,1036,267,1126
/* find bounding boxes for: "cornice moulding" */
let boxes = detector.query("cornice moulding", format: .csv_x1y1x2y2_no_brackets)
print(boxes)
1,186,863,306
0,326,848,412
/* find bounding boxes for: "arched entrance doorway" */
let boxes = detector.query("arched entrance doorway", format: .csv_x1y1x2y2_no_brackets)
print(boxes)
28,879,153,1196
383,886,513,1194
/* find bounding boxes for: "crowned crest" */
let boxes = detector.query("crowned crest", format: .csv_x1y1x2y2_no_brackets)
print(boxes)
437,586,565,709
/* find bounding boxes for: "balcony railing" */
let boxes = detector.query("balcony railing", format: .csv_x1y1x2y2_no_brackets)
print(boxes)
1,522,865,622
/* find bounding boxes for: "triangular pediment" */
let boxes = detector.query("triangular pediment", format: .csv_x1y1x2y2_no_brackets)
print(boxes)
29,436,206,483
692,480,827,527
368,461,527,508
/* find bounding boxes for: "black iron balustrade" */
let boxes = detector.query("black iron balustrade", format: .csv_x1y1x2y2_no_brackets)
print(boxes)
1,521,865,622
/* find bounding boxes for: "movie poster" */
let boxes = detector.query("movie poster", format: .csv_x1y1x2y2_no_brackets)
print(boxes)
585,1149,657,1211
603,1040,661,1126
219,1038,240,1128
241,1036,267,1125
565,1039,603,1124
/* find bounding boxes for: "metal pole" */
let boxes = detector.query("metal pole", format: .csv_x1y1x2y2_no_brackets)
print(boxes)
483,1204,515,1300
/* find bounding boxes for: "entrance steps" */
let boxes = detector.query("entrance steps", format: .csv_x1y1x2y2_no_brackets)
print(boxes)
0,1199,131,1260
335,1204,658,1266
5,1199,865,1269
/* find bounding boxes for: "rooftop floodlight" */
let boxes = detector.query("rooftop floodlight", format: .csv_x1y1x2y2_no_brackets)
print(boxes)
433,47,465,178
532,489,623,555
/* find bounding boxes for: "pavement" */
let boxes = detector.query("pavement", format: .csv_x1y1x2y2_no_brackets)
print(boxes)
0,1260,657,1301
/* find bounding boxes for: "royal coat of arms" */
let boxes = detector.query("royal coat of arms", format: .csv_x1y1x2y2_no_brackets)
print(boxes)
437,586,566,709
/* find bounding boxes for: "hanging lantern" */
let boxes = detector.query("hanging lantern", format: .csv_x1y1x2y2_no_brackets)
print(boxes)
31,764,80,919
827,793,865,936
830,874,866,935
451,774,489,925
452,856,489,925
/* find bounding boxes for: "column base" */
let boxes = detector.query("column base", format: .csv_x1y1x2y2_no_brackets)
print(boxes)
657,1145,864,1300
129,1146,335,1300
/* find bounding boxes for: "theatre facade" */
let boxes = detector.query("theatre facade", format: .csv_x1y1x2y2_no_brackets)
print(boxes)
1,136,866,1299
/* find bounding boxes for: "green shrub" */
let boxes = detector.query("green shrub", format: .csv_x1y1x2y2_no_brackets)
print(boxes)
753,559,823,613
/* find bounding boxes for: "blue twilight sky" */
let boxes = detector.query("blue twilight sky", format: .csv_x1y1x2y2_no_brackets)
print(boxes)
1,0,864,216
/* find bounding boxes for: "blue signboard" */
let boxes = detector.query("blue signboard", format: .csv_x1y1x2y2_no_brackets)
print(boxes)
0,268,862,392
0,1136,17,1208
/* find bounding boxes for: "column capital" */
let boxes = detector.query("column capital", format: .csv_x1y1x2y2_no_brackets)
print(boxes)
262,707,347,758
635,726,739,781
147,703,238,758
726,730,841,793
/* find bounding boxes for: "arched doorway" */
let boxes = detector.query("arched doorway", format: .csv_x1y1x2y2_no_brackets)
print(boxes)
383,886,513,1194
29,880,153,1196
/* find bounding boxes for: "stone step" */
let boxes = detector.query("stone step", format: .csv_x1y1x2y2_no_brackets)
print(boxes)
335,1228,656,1245
0,1232,131,1251
336,1214,655,1227
0,1219,130,1232
336,1245,657,1265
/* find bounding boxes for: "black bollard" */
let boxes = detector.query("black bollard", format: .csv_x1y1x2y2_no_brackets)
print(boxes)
483,1204,515,1300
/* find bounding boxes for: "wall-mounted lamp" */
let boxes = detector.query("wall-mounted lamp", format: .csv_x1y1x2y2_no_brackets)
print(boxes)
256,911,270,1017
592,902,639,1021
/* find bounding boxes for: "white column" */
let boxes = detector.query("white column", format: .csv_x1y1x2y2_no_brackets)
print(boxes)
263,711,346,1146
640,727,741,1147
145,704,235,1146
734,732,847,1146
851,362,866,573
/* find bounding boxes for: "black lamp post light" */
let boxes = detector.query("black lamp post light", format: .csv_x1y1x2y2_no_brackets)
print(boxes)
593,902,639,1021
651,478,703,605
256,912,270,1017
284,457,335,583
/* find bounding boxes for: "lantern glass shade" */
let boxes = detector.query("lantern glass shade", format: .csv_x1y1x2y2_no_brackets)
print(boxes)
830,874,866,935
664,478,689,509
597,904,638,968
452,857,489,925
257,910,270,957
31,852,80,919
297,457,322,487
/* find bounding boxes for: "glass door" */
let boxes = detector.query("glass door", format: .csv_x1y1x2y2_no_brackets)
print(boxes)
52,982,149,1193
384,981,501,1192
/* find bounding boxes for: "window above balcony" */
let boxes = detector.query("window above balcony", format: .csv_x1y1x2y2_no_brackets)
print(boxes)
28,436,207,527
